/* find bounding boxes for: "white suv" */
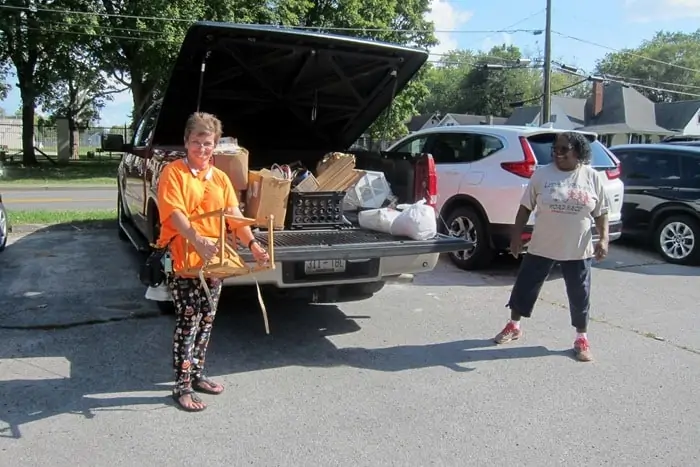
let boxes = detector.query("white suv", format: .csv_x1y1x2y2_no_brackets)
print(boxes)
386,125,624,270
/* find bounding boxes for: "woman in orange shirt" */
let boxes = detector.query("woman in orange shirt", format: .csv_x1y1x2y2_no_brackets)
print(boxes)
157,112,269,412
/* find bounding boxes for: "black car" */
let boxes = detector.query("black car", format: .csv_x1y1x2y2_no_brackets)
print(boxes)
608,143,700,265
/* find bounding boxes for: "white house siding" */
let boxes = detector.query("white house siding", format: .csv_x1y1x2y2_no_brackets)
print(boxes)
681,109,700,136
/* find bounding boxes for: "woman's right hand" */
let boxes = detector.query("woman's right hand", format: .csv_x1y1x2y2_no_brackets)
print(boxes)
509,235,523,258
193,235,219,262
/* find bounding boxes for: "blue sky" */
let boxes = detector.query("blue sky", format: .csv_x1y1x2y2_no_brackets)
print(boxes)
2,0,699,126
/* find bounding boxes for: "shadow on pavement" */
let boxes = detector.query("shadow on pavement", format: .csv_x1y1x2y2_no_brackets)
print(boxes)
0,223,569,439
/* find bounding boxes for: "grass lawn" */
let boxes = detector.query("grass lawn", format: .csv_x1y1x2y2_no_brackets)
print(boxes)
0,159,119,185
9,209,117,226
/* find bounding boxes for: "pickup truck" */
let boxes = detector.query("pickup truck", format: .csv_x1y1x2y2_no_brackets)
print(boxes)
104,21,472,312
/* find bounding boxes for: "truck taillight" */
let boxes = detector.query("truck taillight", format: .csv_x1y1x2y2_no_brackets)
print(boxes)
500,136,537,178
415,153,437,208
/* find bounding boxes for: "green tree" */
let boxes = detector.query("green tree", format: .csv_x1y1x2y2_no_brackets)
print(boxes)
459,45,539,117
595,30,700,103
0,1,97,164
94,0,312,127
299,0,438,142
417,50,475,115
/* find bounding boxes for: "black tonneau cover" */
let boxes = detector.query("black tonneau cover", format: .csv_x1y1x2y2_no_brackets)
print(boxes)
153,22,429,153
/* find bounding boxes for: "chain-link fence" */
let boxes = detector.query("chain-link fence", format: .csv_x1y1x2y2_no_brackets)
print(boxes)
0,120,133,159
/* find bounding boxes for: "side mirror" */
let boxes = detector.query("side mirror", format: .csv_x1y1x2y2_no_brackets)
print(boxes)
101,133,126,152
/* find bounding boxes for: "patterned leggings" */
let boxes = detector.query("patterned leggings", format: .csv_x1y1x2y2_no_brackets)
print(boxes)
166,275,223,393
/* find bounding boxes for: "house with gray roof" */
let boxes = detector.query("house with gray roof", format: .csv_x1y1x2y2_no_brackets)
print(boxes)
506,96,585,130
580,82,674,146
438,113,508,127
655,100,700,136
406,112,442,133
506,82,676,146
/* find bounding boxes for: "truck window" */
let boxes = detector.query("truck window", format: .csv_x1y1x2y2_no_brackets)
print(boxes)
133,105,160,147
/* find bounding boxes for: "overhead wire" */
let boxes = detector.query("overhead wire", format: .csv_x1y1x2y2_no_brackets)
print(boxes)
0,5,540,34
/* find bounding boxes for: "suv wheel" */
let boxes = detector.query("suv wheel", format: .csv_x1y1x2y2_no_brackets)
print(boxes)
654,214,700,265
444,206,494,270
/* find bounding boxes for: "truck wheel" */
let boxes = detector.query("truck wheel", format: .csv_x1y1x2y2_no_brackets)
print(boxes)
444,206,494,270
117,192,129,242
654,214,700,265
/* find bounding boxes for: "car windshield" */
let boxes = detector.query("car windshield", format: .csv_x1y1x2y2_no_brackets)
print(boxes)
527,133,616,167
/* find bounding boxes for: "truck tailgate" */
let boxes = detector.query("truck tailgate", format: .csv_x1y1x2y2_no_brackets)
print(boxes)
244,229,472,262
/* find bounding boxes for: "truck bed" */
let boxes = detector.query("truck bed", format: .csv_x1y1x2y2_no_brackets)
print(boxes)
238,227,468,262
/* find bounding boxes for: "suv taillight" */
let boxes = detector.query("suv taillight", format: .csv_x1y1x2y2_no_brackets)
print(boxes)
501,136,537,178
415,153,437,208
606,152,621,180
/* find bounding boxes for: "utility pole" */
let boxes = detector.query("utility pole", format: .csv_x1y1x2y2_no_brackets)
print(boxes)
541,0,553,125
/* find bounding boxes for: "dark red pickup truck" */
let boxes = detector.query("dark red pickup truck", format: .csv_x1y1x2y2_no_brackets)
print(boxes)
104,22,471,309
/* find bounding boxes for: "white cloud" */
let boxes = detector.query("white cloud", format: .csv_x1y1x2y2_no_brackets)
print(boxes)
424,0,474,60
624,0,700,22
480,32,514,53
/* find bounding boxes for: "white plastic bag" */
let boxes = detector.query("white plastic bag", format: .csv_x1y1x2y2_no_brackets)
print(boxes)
358,207,401,234
390,200,437,240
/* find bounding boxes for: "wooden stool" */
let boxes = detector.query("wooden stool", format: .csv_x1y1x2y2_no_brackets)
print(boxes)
179,210,276,333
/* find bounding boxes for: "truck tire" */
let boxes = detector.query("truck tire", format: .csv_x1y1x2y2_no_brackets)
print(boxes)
653,214,700,265
444,206,494,270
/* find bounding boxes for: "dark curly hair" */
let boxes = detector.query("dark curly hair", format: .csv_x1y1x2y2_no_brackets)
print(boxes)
559,131,592,164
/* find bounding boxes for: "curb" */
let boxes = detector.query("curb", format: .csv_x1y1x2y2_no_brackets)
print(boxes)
9,220,117,234
0,184,116,192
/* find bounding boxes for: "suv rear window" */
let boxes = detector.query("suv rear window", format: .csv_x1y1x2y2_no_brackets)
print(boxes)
527,133,615,167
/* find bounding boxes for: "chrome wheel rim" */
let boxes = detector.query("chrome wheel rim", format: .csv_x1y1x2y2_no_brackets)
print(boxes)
660,221,695,260
448,215,477,260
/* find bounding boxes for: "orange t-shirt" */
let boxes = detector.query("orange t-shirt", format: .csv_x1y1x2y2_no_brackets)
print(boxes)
156,158,239,273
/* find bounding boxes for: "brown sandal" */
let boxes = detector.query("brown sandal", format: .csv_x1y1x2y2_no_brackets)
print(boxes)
193,376,225,395
172,388,207,412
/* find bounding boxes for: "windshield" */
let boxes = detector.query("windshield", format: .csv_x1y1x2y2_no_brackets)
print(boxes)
527,133,616,168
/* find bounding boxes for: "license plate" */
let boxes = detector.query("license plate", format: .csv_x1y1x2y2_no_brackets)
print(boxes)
304,259,346,275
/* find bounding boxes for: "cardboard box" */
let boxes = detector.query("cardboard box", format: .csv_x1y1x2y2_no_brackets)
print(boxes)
244,169,291,229
214,145,249,191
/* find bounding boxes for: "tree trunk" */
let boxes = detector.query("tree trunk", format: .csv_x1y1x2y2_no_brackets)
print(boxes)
69,118,80,160
20,90,38,166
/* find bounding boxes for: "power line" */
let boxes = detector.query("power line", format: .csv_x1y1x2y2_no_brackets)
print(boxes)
0,5,540,34
552,30,700,74
597,73,700,91
558,68,700,98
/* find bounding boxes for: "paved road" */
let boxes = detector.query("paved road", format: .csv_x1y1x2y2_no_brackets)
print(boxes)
0,229,698,465
1,188,116,211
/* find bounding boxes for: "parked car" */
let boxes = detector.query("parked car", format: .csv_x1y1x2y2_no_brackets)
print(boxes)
608,143,700,265
106,22,471,313
385,125,624,270
0,193,8,252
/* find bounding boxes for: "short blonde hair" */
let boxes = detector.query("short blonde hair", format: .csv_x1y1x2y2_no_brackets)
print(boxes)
184,112,223,141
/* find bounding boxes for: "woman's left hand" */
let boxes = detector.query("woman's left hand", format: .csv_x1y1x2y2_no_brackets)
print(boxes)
251,242,270,265
594,239,609,261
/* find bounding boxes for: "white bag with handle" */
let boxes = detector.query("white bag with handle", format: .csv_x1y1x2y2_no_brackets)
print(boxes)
358,207,401,234
390,199,437,240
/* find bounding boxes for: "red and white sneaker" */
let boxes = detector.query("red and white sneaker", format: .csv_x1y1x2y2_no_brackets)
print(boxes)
494,321,523,344
574,337,593,362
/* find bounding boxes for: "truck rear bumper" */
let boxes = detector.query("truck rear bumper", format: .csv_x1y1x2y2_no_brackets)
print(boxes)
222,253,440,288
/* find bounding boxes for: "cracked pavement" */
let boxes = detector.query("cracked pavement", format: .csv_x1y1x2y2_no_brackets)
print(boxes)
0,228,698,465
